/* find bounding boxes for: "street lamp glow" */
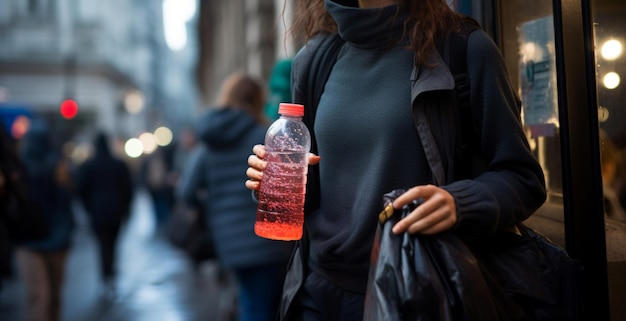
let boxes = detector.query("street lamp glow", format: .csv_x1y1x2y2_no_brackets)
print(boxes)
125,138,144,158
154,126,173,146
124,91,145,114
139,132,158,154
601,39,623,61
603,72,621,89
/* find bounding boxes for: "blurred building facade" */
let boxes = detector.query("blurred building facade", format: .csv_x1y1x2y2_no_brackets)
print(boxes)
0,0,198,148
0,0,292,155
195,0,296,106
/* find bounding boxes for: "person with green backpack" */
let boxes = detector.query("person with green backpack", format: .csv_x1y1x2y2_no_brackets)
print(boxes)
246,0,547,320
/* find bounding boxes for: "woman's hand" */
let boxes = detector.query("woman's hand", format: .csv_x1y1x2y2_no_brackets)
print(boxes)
245,144,267,191
245,144,320,191
391,185,457,235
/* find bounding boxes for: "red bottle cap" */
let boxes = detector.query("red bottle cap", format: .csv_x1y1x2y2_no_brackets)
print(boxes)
278,103,304,117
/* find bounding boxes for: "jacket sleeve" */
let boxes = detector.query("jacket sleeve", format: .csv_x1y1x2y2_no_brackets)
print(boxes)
443,30,547,237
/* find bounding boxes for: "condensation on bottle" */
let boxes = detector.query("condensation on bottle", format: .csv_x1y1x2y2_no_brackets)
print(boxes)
255,103,311,241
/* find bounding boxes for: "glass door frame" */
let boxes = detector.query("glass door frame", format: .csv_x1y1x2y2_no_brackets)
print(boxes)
551,0,609,319
485,0,611,318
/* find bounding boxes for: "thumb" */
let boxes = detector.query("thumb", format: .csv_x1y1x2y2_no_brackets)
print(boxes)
308,153,321,165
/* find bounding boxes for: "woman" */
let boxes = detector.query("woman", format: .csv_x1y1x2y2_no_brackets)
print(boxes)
177,71,294,321
246,0,547,320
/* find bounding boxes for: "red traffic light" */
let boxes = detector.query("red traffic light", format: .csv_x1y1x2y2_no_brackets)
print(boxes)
60,99,78,119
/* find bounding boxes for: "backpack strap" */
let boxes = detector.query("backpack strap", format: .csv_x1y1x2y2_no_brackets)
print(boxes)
281,34,347,321
439,17,480,112
305,33,346,134
437,16,481,179
295,33,346,212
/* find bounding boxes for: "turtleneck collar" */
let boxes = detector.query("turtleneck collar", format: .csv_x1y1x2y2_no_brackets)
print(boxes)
325,0,405,49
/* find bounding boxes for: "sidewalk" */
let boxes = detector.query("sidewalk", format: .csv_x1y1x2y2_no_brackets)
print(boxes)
0,188,237,321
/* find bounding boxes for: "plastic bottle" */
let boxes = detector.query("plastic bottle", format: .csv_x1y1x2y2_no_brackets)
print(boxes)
255,103,311,241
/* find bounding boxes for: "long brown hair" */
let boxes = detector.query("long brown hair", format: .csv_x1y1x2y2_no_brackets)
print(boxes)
218,72,268,125
290,0,463,66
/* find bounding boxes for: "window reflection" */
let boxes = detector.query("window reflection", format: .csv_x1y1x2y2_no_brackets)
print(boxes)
593,1,626,320
594,1,626,224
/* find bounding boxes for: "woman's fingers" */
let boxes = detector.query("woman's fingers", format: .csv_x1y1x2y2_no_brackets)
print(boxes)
392,186,428,209
246,144,319,192
246,166,263,181
309,153,321,165
405,206,455,235
247,153,266,171
391,185,456,235
252,144,266,158
245,178,261,191
245,145,266,191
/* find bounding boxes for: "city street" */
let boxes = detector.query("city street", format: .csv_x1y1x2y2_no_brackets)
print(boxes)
0,188,238,321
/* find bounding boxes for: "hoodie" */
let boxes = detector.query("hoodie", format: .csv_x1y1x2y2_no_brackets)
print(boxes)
177,107,294,269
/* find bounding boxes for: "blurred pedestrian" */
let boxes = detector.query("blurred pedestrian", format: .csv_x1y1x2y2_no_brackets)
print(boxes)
15,120,75,321
76,131,134,299
177,71,294,321
0,121,46,291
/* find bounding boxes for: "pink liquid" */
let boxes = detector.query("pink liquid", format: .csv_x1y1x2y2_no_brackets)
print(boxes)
254,221,303,241
255,151,307,241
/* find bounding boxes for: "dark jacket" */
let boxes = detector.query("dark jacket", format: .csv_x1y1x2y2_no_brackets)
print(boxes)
298,29,546,237
18,121,74,251
76,133,134,229
281,26,546,319
176,107,294,269
412,28,546,235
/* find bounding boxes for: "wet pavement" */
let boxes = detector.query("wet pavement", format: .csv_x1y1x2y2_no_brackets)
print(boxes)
0,188,238,321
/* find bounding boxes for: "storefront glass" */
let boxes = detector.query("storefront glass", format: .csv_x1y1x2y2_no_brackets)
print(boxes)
592,0,626,318
494,0,624,318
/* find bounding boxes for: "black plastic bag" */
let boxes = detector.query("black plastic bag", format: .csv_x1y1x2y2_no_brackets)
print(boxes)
364,190,581,321
364,190,506,321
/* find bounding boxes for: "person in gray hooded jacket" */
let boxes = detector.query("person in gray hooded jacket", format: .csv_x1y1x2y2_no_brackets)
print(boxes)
177,71,294,321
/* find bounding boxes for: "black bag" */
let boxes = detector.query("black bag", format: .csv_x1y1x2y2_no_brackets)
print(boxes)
364,190,582,321
466,223,582,321
166,202,215,263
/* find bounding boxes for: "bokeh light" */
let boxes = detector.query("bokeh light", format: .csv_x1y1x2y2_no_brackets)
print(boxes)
601,39,623,61
125,138,144,158
603,72,621,89
11,115,30,139
124,91,145,114
139,132,158,154
60,99,79,119
154,126,173,146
